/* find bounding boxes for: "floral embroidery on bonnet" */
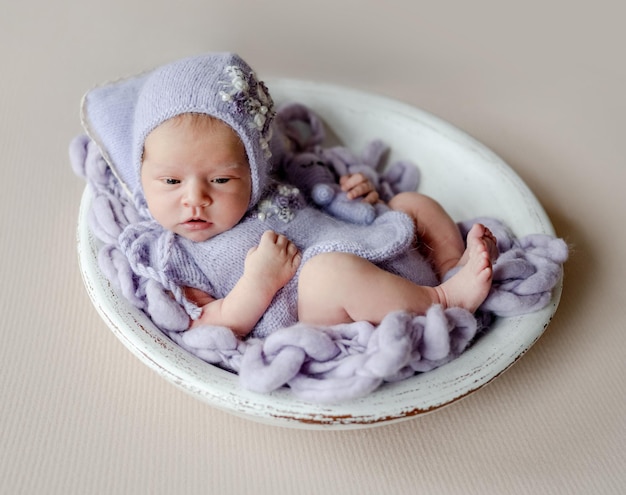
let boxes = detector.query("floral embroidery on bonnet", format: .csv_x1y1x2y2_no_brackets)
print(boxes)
219,65,275,159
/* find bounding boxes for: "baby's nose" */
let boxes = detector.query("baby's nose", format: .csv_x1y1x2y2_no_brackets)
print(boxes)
184,183,211,207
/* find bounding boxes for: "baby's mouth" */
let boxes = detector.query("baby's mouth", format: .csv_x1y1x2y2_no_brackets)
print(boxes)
184,216,208,223
181,217,212,231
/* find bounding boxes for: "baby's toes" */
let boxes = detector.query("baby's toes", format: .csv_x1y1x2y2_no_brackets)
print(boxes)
482,229,499,261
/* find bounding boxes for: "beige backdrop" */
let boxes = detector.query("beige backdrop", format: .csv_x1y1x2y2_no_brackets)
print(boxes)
2,1,624,494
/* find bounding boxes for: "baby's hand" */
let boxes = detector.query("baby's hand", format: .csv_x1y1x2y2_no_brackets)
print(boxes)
244,231,301,294
183,286,215,307
340,173,380,204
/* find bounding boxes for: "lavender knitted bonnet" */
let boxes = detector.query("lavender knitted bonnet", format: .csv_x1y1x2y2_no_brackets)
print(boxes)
81,52,276,209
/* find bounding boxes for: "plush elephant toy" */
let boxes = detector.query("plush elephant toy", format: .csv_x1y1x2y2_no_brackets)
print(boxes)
275,102,421,225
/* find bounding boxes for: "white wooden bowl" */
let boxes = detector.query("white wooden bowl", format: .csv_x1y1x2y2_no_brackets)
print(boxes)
77,79,562,429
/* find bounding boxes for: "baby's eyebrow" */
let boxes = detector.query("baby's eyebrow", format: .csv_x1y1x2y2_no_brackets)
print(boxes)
217,162,249,171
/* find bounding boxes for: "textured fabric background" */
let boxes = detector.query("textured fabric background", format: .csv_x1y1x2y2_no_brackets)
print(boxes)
1,1,624,494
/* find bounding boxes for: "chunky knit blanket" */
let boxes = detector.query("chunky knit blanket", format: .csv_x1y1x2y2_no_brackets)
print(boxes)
71,125,567,404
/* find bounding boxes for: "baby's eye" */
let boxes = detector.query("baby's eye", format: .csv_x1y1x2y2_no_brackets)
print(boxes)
163,178,180,185
212,178,231,184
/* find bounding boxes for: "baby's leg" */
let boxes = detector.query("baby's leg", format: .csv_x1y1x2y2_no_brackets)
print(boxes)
388,192,465,277
297,230,494,325
297,252,441,325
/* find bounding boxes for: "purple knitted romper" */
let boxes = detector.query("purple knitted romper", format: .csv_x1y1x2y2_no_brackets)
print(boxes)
81,53,438,338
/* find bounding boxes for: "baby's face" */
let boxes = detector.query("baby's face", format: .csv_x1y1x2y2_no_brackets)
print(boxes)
141,115,252,242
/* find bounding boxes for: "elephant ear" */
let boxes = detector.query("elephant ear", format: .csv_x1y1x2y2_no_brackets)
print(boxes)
275,102,326,151
279,150,337,199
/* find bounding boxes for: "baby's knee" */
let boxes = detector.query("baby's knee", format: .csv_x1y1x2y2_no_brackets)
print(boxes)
389,191,439,212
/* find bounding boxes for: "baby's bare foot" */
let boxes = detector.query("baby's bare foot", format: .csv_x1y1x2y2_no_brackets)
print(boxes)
457,223,498,266
435,224,495,312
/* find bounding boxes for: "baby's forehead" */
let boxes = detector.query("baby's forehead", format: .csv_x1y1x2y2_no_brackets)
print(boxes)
151,113,243,143
143,113,250,168
165,112,222,128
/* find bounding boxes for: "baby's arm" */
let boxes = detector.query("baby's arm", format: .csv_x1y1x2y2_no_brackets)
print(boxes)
339,173,379,204
188,231,301,337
